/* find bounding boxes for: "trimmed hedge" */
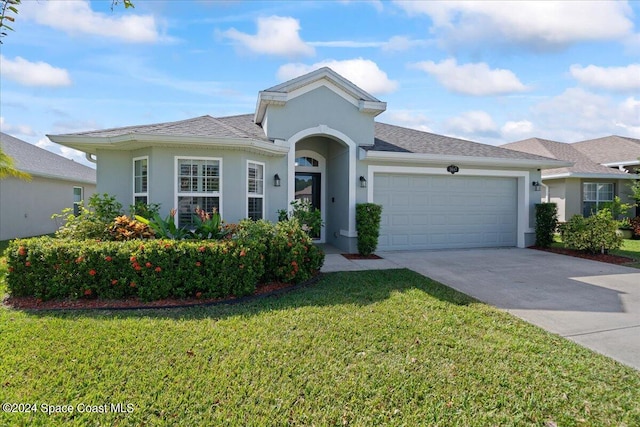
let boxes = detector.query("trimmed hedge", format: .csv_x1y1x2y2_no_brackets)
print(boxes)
356,203,382,256
535,203,558,247
6,238,264,302
5,220,325,302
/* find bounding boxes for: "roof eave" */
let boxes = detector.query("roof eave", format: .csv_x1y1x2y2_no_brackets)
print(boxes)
16,169,96,185
601,160,640,167
47,134,289,156
542,172,637,180
360,150,572,169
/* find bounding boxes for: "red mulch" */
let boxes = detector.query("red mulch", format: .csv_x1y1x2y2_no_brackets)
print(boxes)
3,279,316,312
530,246,635,265
341,253,382,260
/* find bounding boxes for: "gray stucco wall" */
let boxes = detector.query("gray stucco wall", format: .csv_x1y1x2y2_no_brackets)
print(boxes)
0,176,96,240
96,147,288,224
265,86,375,146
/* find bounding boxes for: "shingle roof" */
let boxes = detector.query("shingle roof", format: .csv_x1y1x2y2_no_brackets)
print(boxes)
52,114,564,164
67,115,269,142
502,137,629,177
1,132,96,183
572,135,640,165
371,122,557,161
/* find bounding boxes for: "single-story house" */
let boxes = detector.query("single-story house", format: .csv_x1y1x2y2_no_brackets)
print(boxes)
48,68,567,252
0,132,97,240
502,137,640,222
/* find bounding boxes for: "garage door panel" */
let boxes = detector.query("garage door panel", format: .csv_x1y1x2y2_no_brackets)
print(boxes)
374,173,518,251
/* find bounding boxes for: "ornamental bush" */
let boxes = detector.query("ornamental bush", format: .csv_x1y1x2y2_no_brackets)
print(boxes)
356,203,382,256
235,218,324,284
561,209,623,254
631,216,640,238
6,237,265,302
535,203,558,247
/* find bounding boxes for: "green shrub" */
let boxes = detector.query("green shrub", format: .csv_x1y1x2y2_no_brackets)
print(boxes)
52,193,124,240
561,209,623,254
630,216,640,238
235,218,324,284
535,203,558,247
281,200,323,239
6,237,264,301
356,203,382,256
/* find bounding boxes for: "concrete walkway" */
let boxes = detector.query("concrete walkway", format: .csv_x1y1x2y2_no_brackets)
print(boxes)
320,247,640,370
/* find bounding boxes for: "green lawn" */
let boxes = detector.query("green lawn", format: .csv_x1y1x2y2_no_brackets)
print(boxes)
611,239,640,268
1,266,638,426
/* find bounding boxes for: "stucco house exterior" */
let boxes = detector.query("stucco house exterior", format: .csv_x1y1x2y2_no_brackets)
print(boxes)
0,132,97,240
48,68,567,252
503,136,640,222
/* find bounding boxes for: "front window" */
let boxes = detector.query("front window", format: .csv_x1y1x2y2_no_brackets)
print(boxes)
133,157,148,205
247,161,264,220
583,182,614,216
176,157,221,227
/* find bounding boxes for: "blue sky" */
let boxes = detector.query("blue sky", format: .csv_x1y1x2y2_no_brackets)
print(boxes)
1,0,639,167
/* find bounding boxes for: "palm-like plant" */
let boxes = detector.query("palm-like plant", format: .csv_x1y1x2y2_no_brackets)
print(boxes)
0,146,30,180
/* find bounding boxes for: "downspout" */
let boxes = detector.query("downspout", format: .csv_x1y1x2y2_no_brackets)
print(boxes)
541,183,550,203
85,153,97,164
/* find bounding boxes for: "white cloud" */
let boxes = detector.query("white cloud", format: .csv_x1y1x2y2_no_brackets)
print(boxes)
570,64,640,92
381,36,431,52
382,111,433,132
0,117,37,137
222,16,314,57
0,55,71,87
615,97,640,138
411,58,528,96
20,0,160,43
395,1,634,50
277,58,398,95
445,110,498,135
501,120,534,139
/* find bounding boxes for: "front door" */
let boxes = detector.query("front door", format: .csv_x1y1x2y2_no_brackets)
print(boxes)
295,172,321,238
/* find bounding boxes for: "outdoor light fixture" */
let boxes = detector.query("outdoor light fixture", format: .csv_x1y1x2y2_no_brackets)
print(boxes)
532,181,541,191
359,176,367,188
447,165,459,174
274,174,281,187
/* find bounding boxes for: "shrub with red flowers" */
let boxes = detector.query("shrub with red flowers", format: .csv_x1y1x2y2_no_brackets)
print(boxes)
235,218,324,284
5,237,264,302
630,216,640,239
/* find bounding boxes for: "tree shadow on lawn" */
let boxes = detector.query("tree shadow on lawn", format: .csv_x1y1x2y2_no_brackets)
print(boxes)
21,269,478,321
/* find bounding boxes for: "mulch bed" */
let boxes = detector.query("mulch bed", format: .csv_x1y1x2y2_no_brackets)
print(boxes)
3,275,321,312
341,253,382,260
530,246,635,265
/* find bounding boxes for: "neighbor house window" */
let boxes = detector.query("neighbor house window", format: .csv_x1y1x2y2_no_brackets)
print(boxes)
176,157,221,227
247,161,264,220
73,187,83,215
133,157,148,205
583,182,614,216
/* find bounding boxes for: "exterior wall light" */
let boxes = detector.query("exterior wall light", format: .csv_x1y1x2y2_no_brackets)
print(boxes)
446,165,459,174
359,176,367,188
532,181,541,191
274,174,281,187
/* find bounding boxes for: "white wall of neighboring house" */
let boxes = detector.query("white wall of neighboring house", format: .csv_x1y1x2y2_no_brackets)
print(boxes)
0,176,96,240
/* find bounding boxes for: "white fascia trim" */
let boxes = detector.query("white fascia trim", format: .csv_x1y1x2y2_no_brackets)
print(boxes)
254,91,287,124
543,172,637,180
361,150,571,169
48,134,289,157
602,160,640,167
366,165,531,248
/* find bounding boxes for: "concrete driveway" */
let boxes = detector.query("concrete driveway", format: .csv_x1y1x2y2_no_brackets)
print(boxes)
324,247,640,370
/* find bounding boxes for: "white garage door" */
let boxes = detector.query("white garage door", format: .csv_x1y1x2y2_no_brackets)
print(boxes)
373,174,518,251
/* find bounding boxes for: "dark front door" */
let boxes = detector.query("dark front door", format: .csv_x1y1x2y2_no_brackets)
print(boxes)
294,172,321,210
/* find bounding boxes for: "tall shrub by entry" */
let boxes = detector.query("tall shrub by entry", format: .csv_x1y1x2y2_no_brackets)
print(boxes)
356,203,382,256
535,203,558,247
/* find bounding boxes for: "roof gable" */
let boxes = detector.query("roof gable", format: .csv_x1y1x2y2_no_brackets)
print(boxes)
572,135,640,165
254,67,386,124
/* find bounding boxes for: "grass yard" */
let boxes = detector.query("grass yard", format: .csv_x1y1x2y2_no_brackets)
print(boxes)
1,265,639,426
611,239,640,268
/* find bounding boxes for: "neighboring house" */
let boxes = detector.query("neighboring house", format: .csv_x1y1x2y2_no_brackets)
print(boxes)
48,68,566,252
0,132,97,240
502,137,640,222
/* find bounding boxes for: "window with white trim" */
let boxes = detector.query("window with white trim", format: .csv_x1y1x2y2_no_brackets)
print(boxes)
73,187,83,206
176,157,221,227
583,182,614,216
247,161,264,220
133,157,148,205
